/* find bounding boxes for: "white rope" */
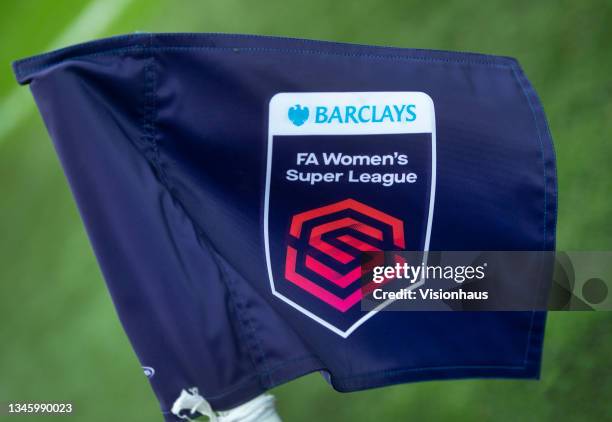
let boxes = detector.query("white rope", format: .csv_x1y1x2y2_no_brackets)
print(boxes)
171,388,281,422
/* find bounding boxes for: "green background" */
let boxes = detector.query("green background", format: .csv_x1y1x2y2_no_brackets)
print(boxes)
1,1,610,420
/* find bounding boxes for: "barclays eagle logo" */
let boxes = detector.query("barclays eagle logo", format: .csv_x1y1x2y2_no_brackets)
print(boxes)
288,104,309,126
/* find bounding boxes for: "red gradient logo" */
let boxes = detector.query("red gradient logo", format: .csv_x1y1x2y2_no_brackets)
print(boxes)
285,198,405,312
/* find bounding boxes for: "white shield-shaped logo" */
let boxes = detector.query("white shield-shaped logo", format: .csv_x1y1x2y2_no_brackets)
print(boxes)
264,92,436,337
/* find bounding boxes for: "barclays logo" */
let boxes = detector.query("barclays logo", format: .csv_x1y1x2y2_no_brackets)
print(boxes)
287,103,417,126
288,104,309,126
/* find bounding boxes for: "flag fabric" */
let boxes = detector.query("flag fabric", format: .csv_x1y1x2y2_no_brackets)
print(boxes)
14,34,557,421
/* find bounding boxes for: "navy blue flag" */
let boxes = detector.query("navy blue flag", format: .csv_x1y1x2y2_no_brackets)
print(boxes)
14,34,557,421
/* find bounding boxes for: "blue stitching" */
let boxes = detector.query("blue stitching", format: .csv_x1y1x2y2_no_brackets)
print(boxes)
213,251,275,388
16,44,512,79
139,41,274,391
141,46,276,388
509,63,549,368
14,33,515,79
510,64,548,249
332,364,529,382
147,33,516,63
208,246,266,385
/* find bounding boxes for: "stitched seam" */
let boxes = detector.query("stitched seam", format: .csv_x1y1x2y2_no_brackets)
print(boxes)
17,45,513,78
511,64,538,368
14,33,514,71
335,363,530,382
139,50,260,390
511,65,548,249
142,57,156,166
208,245,274,388
510,64,549,368
139,41,273,389
13,33,514,77
205,244,265,385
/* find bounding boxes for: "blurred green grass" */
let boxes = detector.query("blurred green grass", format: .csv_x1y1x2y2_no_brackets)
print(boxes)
1,0,610,421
